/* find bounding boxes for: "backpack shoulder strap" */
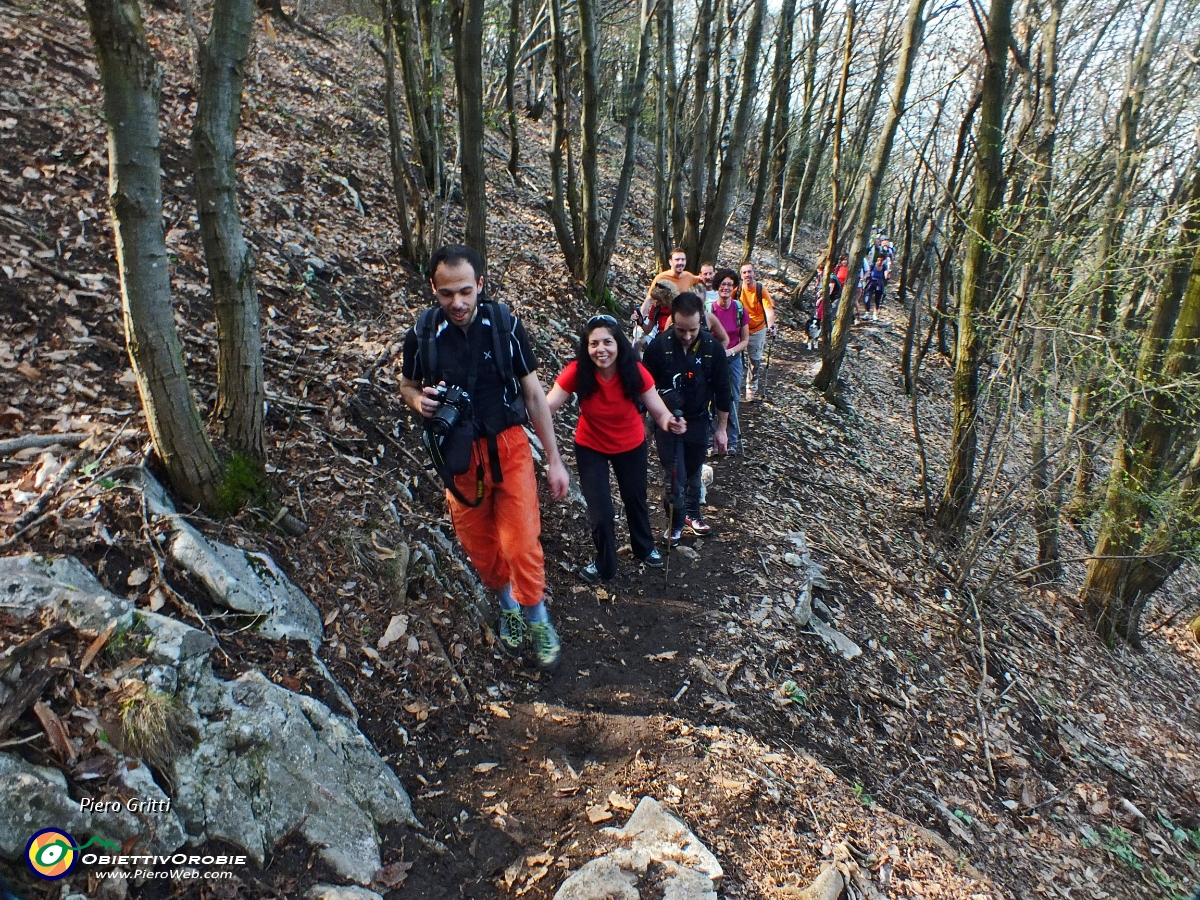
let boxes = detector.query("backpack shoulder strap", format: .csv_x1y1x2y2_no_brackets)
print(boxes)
417,307,440,387
488,301,516,386
756,284,763,305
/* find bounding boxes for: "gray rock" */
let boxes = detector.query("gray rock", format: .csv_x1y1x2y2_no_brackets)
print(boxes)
0,554,416,885
119,469,322,649
604,797,722,881
554,798,722,899
0,554,135,635
661,864,719,900
305,885,385,900
168,521,323,649
0,752,185,858
172,669,416,883
809,619,862,661
554,858,639,900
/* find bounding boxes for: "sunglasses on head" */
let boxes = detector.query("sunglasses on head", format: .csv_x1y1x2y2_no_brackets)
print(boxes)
586,315,619,328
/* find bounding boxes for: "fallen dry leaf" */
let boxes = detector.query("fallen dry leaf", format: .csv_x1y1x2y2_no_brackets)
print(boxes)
586,805,613,824
608,791,636,811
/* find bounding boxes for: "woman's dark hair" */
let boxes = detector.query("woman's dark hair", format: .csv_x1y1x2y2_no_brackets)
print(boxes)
713,267,738,290
574,318,643,403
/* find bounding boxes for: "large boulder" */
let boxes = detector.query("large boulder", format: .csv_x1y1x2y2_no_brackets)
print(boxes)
553,798,721,900
168,521,324,649
128,468,324,650
0,554,416,885
0,752,186,858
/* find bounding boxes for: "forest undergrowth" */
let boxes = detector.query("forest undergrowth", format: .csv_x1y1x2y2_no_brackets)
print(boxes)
0,2,1198,899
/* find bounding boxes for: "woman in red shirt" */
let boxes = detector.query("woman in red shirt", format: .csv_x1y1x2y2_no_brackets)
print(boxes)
548,315,686,583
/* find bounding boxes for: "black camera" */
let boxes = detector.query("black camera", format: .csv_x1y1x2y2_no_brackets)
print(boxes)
658,387,683,417
429,384,471,437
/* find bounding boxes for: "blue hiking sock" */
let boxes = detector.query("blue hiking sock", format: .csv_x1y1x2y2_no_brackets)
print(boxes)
497,584,520,611
524,601,550,623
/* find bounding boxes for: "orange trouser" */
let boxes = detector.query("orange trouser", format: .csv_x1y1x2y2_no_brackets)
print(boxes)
447,425,546,607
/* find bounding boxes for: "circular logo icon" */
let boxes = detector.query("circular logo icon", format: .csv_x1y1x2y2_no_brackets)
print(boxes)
26,828,78,879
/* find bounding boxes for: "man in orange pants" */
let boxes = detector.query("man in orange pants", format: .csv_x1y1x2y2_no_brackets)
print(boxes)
400,245,570,670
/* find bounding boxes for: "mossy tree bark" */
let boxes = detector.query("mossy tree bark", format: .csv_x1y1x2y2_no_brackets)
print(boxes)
85,0,223,509
1082,172,1200,643
193,0,265,460
696,0,766,265
815,0,930,399
452,0,487,266
934,0,1014,533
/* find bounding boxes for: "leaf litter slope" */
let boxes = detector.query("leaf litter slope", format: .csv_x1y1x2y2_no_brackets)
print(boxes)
0,2,1198,899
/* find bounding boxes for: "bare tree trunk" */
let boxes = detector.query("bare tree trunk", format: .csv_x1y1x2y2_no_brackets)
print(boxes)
1066,0,1165,515
814,1,854,358
85,0,222,509
776,1,826,244
377,3,418,261
546,0,581,276
591,0,656,296
790,96,833,241
698,0,766,264
453,0,487,264
192,0,264,461
665,0,684,252
815,0,929,398
899,203,918,392
680,0,715,264
935,0,1014,532
505,0,522,183
392,0,448,261
653,0,669,269
1027,0,1063,577
766,0,819,244
577,0,602,289
742,0,796,264
1083,235,1200,642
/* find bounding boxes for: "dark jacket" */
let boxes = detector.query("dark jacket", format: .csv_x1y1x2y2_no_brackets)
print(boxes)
642,328,731,440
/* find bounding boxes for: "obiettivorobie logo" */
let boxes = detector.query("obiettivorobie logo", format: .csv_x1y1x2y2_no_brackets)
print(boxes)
24,826,248,883
25,829,119,880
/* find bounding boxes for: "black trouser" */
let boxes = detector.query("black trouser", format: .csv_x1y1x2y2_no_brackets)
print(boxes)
654,430,706,530
864,282,885,311
575,441,656,578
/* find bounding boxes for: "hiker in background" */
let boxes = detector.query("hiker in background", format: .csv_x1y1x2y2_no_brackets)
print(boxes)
707,268,748,452
547,316,685,584
698,262,719,308
634,248,705,331
816,253,850,342
637,278,730,350
862,254,889,322
642,292,731,543
400,245,569,672
739,262,776,402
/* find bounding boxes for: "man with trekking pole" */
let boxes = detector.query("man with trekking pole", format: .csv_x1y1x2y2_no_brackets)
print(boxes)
642,292,731,546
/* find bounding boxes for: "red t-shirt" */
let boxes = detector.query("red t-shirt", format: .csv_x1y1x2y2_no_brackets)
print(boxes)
556,360,654,455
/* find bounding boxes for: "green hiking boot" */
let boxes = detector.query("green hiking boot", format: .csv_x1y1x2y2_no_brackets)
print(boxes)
528,620,562,672
498,608,526,654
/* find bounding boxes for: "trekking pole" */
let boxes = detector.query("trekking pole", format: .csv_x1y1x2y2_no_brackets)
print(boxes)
663,425,683,590
760,329,776,404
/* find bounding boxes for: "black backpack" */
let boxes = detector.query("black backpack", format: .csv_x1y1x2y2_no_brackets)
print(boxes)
416,301,528,506
415,300,528,431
